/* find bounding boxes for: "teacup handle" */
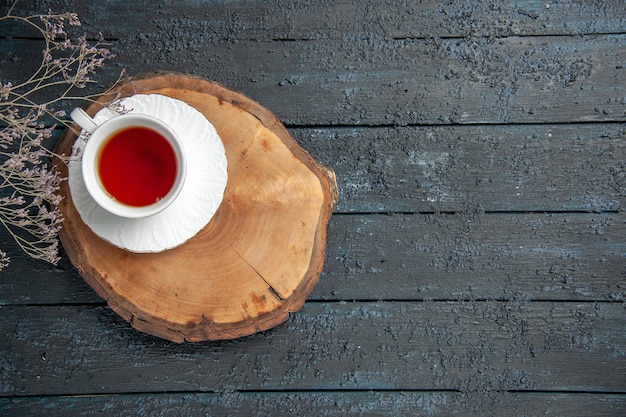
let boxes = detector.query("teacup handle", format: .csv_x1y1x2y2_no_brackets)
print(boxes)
70,108,99,134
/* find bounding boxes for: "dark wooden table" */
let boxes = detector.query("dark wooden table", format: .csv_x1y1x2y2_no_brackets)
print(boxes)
1,1,625,415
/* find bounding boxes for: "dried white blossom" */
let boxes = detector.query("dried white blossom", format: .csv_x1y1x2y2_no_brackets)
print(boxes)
0,4,122,270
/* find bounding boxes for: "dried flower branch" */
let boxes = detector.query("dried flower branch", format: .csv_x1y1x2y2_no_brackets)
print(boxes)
0,4,122,270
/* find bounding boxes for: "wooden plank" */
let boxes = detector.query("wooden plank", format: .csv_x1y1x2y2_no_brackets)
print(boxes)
37,122,626,214
3,0,625,39
1,302,624,395
293,123,626,213
2,392,625,417
1,34,624,126
2,212,625,305
194,35,626,126
315,212,626,302
1,79,623,211
0,121,623,215
0,239,99,305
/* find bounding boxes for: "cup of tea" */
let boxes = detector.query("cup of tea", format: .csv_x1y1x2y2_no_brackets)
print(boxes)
70,107,187,218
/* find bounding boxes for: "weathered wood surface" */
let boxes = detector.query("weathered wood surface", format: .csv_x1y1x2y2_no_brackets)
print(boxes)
17,392,626,417
3,0,626,39
1,0,625,415
4,392,626,417
0,123,622,215
3,392,626,417
3,212,625,305
2,302,625,394
293,124,626,213
2,35,625,126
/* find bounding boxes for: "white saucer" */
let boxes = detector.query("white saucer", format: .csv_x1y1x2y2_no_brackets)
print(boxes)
68,94,228,252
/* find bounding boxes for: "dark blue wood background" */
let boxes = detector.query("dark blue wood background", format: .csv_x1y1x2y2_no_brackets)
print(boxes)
1,1,625,415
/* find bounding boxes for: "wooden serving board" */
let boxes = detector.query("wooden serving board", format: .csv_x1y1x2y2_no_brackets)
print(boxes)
55,72,338,343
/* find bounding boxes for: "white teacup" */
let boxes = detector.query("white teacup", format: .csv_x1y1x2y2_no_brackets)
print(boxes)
70,107,187,219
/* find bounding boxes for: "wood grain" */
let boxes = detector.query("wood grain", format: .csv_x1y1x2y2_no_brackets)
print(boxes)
3,392,625,417
55,73,338,342
3,0,625,39
1,302,624,395
293,123,626,213
317,212,626,302
1,34,625,126
3,212,625,305
1,1,625,414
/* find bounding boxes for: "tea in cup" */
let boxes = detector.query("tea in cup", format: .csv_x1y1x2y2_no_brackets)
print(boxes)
70,107,187,218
